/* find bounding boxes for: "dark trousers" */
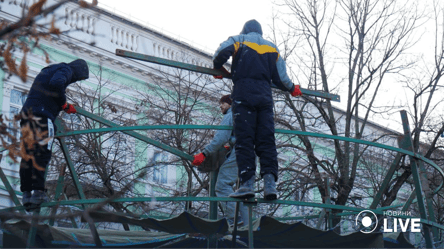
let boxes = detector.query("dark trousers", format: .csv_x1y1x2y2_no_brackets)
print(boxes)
19,117,54,192
232,79,278,184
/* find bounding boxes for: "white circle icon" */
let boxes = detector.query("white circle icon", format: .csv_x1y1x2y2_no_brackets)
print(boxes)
362,216,372,227
356,210,378,233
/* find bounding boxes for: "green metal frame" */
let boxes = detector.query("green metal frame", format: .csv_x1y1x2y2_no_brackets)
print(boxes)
76,107,193,161
398,111,437,248
115,49,341,102
0,108,442,248
369,153,402,210
55,119,88,203
54,123,444,194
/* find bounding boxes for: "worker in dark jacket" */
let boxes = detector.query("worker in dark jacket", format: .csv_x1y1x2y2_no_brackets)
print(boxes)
20,59,89,208
213,20,302,200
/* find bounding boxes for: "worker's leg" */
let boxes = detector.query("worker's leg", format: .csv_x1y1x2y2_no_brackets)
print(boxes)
19,158,33,193
215,152,237,217
215,151,249,224
19,120,33,193
29,117,54,206
232,98,257,184
254,101,279,199
255,102,278,181
31,118,53,191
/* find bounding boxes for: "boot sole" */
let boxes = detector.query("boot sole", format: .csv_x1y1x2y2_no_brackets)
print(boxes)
24,203,41,212
265,193,277,200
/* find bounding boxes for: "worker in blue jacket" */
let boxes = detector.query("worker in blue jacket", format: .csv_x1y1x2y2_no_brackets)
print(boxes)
192,95,249,226
19,59,89,209
212,20,303,200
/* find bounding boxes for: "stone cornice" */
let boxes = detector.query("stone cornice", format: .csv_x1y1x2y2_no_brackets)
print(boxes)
45,36,158,79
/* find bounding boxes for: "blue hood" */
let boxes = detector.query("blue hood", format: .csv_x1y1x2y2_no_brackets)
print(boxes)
240,19,263,36
67,59,89,84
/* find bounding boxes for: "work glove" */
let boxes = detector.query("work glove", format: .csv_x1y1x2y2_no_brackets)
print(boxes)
291,85,303,97
213,67,230,79
62,102,77,114
192,152,206,166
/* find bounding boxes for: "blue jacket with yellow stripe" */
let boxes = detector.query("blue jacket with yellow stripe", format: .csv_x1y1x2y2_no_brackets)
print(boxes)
213,19,295,93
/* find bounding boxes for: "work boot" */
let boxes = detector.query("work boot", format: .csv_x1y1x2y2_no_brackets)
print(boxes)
30,190,49,206
229,177,255,199
263,174,277,200
22,191,32,207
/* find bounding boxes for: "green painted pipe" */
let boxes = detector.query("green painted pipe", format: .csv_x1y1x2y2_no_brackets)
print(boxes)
115,49,340,102
55,124,444,194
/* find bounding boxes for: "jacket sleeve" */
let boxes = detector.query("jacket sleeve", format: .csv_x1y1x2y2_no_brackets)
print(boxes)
47,66,72,107
271,47,295,93
203,112,233,156
213,36,238,69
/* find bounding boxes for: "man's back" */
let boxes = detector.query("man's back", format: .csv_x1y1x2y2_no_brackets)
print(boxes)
213,20,294,93
22,64,73,122
21,59,88,122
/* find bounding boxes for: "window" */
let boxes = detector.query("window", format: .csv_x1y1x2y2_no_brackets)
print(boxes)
9,89,27,142
10,89,27,105
152,152,168,184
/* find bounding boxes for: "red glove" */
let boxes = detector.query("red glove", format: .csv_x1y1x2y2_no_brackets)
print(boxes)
224,145,230,150
213,67,230,79
291,85,303,97
62,102,77,114
192,153,206,166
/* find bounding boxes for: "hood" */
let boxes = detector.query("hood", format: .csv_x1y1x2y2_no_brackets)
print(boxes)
240,19,263,36
67,59,89,84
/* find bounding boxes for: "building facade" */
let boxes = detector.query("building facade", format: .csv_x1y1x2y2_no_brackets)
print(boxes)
0,0,416,234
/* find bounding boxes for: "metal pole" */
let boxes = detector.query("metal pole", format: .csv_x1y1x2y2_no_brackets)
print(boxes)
208,170,218,248
209,170,218,220
325,178,332,229
316,209,326,230
399,110,434,248
232,179,241,247
402,191,416,212
115,49,340,102
63,193,79,228
26,208,40,248
247,204,254,248
369,153,402,209
75,107,193,161
418,160,439,242
56,137,87,201
49,164,65,226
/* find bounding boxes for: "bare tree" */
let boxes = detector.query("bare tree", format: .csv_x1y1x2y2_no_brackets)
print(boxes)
135,53,228,217
391,0,444,242
271,0,424,230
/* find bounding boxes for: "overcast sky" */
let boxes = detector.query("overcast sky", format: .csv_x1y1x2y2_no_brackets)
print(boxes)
98,0,275,54
95,0,396,128
95,1,444,131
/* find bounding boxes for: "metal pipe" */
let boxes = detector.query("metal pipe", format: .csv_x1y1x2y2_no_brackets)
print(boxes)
115,49,341,102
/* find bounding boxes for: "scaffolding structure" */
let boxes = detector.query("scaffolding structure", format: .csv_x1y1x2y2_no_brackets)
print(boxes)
0,107,442,248
0,52,442,248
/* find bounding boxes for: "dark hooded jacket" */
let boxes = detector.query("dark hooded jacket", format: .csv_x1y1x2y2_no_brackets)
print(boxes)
21,59,89,123
213,19,295,93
